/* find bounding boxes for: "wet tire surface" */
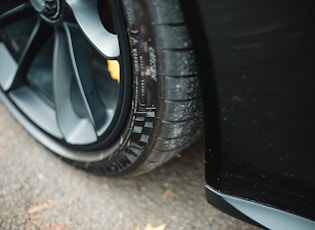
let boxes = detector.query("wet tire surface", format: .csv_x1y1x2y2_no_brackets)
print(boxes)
0,102,260,229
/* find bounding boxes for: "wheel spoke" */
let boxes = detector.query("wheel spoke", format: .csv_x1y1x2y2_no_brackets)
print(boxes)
64,24,111,135
0,1,33,28
53,29,97,144
1,19,53,91
1,0,130,150
65,0,120,58
0,42,18,90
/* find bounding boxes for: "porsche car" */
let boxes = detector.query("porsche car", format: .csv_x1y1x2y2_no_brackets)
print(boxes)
0,0,314,229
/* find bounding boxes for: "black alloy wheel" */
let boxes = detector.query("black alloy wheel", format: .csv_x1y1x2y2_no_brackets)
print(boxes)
0,0,202,176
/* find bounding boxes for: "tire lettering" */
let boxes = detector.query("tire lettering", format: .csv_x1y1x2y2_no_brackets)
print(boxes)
107,155,132,173
139,56,144,77
132,48,139,73
128,142,143,157
141,79,145,97
149,47,157,81
119,155,132,168
130,36,139,44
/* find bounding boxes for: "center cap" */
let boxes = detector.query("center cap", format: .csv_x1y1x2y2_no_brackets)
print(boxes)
30,0,46,12
30,0,61,20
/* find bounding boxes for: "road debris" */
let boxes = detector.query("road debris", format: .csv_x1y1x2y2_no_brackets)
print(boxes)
144,223,167,230
28,200,53,215
161,189,172,199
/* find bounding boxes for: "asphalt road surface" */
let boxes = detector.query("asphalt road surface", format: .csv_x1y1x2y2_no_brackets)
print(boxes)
0,102,261,230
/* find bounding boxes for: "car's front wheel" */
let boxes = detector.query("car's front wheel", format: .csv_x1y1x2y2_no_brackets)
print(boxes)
0,0,202,176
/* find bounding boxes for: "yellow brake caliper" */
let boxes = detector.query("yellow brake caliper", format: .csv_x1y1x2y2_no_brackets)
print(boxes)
107,60,120,83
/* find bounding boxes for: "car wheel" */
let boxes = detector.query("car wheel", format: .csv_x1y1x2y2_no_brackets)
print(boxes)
0,0,202,176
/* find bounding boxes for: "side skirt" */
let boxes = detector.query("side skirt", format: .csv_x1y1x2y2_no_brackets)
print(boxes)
206,184,315,230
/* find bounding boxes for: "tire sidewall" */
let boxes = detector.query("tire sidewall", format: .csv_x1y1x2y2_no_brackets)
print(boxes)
86,0,161,175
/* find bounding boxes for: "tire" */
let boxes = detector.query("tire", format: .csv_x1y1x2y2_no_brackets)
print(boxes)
0,0,202,176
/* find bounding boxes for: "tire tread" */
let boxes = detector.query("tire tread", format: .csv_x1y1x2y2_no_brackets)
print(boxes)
130,0,203,175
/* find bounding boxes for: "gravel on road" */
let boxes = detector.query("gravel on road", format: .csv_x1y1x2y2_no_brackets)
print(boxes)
0,102,260,230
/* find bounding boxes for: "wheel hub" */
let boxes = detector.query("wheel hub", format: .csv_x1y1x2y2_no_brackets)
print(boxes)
30,0,61,20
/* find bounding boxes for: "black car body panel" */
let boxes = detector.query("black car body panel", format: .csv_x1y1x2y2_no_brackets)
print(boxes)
181,0,315,227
